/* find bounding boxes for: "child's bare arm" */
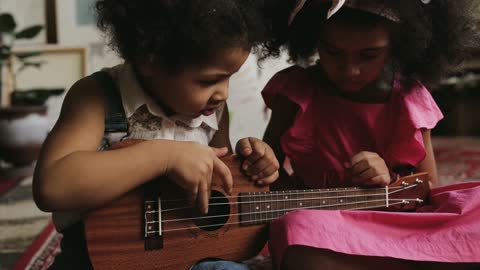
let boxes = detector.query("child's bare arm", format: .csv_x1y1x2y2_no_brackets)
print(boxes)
33,78,232,214
262,95,299,190
33,78,170,212
416,129,438,186
263,95,299,165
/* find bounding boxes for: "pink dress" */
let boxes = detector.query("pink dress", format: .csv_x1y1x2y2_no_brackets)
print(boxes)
262,66,480,267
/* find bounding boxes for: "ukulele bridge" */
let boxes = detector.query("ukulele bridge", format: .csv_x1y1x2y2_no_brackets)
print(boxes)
144,197,163,250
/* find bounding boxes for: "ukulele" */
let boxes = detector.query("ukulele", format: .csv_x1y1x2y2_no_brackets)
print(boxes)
85,140,430,269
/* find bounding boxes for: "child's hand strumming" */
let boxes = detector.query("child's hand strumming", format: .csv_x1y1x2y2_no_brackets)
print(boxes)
166,142,233,215
346,151,391,187
235,137,280,186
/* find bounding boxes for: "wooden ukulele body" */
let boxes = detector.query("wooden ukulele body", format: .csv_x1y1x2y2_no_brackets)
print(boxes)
85,155,269,270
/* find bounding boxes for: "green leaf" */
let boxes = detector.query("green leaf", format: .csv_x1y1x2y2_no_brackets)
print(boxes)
0,13,17,32
0,53,9,61
17,61,45,73
23,61,45,68
1,45,11,53
0,46,11,60
15,25,43,39
15,51,42,59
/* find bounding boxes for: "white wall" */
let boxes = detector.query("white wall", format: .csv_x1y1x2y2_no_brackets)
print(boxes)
55,0,122,74
228,53,291,146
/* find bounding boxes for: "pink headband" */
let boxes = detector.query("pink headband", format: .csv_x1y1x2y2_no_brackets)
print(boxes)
288,0,431,26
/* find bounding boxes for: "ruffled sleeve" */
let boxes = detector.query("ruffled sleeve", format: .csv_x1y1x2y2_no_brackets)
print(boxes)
384,81,444,167
402,82,444,130
262,66,314,113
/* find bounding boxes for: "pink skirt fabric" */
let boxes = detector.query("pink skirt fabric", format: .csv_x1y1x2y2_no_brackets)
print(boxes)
268,182,480,268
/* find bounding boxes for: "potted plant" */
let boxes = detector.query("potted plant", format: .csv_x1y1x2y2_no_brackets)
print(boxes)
0,12,50,166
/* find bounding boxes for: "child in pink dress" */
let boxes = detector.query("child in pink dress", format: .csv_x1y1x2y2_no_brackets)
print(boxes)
260,0,480,269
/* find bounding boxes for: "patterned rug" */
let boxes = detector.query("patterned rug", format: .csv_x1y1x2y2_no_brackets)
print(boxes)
432,137,480,186
11,223,61,270
1,136,480,270
0,176,52,270
0,177,23,196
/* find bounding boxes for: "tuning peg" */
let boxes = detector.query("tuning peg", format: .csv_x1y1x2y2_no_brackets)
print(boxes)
416,199,423,203
415,179,423,184
401,181,409,186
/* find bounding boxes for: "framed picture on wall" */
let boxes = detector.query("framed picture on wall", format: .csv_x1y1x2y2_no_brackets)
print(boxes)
13,45,87,93
55,0,99,45
0,0,57,45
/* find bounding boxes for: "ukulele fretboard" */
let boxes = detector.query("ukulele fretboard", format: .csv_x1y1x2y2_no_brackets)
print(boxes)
238,188,388,225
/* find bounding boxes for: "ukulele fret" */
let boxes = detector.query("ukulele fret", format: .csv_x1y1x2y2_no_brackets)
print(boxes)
291,190,299,211
261,192,267,223
273,190,281,219
323,189,336,210
239,192,251,226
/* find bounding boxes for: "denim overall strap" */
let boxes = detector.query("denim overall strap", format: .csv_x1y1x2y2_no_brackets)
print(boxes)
90,71,128,133
90,71,128,150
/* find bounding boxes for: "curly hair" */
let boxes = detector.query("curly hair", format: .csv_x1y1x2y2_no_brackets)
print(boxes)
95,0,271,70
262,0,480,87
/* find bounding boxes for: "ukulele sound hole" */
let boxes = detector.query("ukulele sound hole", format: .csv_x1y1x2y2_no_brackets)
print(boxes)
193,190,230,231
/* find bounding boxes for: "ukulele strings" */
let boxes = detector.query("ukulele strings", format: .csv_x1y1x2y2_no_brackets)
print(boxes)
142,185,423,233
159,185,406,203
154,198,421,225
160,192,389,213
145,187,422,227
158,185,415,213
155,200,410,233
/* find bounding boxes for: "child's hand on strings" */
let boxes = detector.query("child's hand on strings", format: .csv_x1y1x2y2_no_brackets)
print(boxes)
166,142,233,215
235,137,280,186
345,151,391,187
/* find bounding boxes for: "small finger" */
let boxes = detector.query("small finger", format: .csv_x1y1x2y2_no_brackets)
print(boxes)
197,180,209,215
358,167,377,181
352,168,374,185
207,162,213,198
252,161,279,181
351,151,374,167
369,174,391,187
256,171,279,186
246,157,273,176
351,160,370,176
213,157,233,194
244,141,266,170
211,147,229,158
264,163,280,179
235,138,253,157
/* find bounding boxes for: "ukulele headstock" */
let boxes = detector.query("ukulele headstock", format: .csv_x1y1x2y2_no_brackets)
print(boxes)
386,172,430,211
